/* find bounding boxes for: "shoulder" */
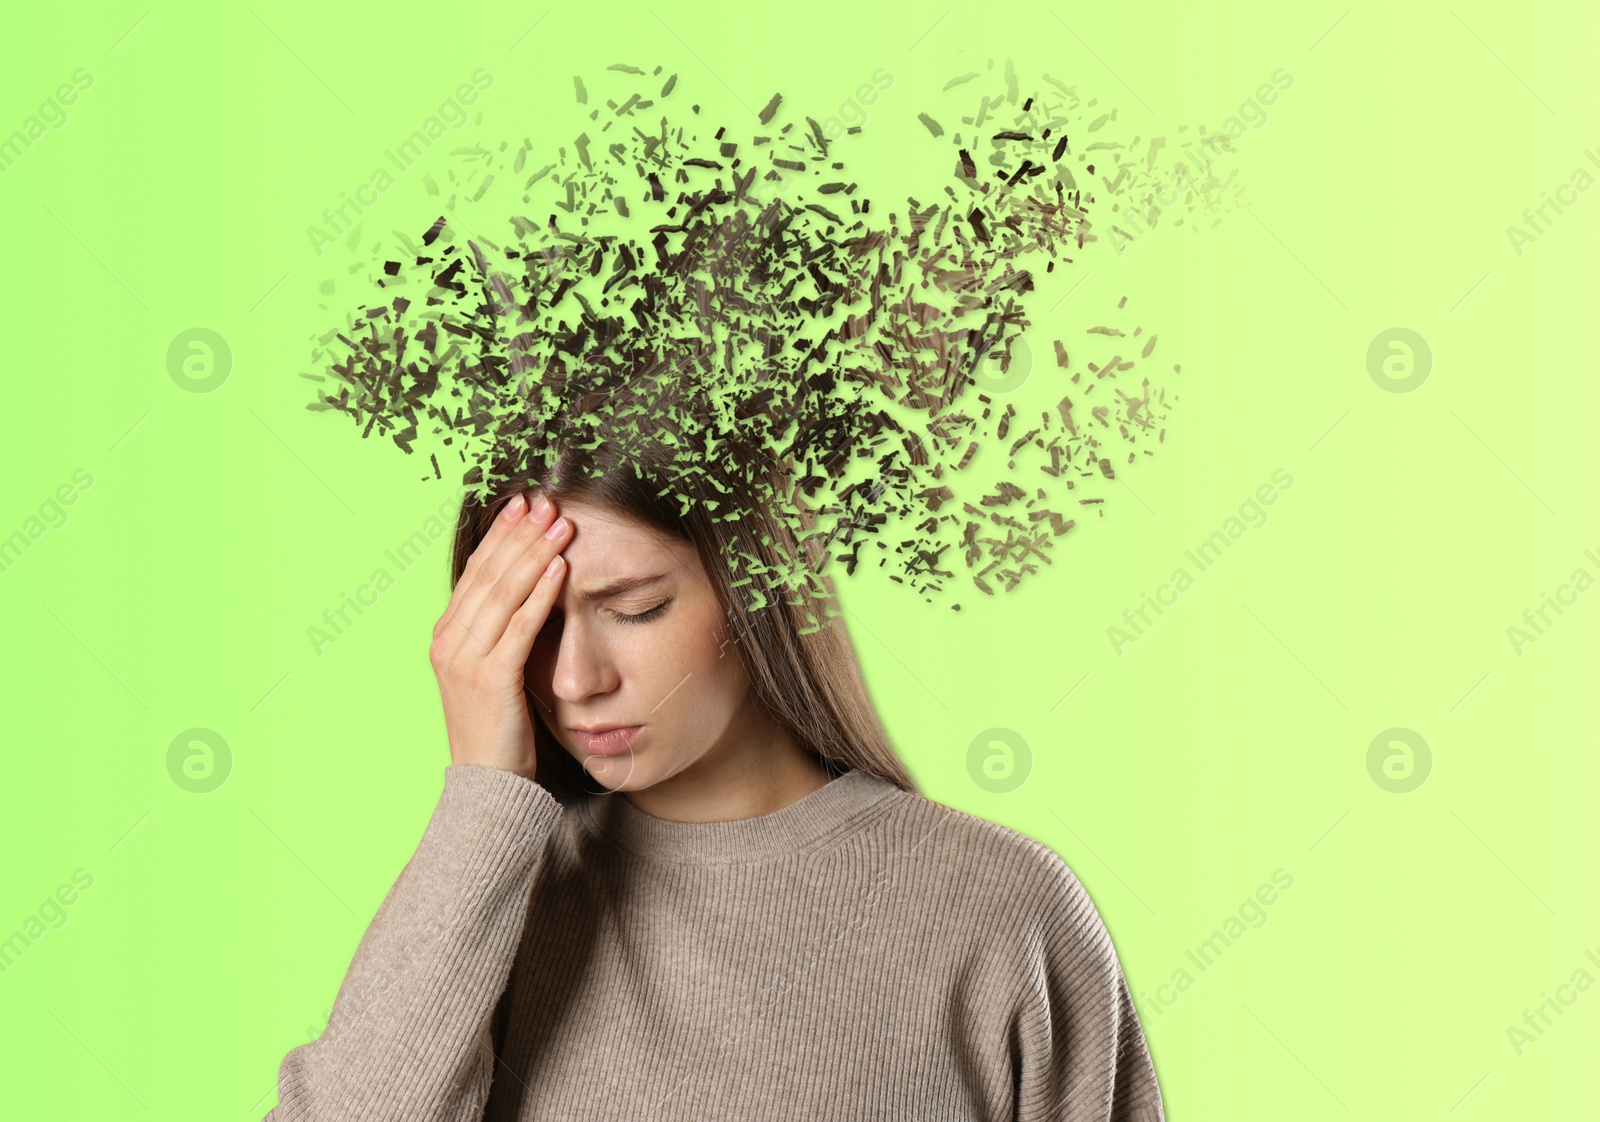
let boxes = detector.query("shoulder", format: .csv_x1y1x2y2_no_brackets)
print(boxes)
867,782,1107,934
867,785,1134,1017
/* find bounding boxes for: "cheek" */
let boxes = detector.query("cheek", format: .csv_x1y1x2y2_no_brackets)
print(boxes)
643,611,739,697
689,617,754,697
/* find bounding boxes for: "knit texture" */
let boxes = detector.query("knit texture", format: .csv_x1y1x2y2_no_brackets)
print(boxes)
264,765,1165,1121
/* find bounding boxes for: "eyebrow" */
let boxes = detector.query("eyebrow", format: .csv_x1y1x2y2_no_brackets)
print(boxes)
576,572,672,603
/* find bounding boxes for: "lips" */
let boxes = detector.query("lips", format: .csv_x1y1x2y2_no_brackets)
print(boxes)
569,725,644,756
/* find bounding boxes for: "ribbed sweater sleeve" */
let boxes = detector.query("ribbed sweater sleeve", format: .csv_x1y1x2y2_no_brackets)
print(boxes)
264,765,564,1122
1009,849,1165,1122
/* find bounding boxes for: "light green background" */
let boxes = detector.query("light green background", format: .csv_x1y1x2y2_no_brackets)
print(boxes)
2,2,1595,1118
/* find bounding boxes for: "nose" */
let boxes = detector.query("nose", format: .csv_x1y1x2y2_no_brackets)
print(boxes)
546,611,621,703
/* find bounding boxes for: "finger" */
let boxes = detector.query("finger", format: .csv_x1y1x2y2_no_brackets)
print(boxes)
457,492,563,627
492,552,566,671
438,491,552,648
480,493,562,600
436,490,529,640
444,502,567,659
469,514,572,658
453,491,536,603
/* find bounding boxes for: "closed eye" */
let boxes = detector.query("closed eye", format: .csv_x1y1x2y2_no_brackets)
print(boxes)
613,598,672,625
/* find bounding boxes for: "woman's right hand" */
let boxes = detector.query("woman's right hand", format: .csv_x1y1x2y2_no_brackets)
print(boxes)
430,490,572,781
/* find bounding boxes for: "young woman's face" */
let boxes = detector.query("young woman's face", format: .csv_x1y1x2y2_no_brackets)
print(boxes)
524,498,764,791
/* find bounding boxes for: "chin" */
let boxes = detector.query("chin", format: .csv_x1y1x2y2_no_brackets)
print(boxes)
575,751,649,791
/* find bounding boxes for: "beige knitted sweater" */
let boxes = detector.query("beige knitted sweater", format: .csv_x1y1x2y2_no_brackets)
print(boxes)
263,764,1165,1120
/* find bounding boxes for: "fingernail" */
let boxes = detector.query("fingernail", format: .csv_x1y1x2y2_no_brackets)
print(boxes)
531,494,552,520
544,516,569,540
501,494,526,521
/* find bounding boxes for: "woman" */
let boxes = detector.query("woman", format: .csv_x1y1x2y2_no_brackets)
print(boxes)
262,430,1166,1121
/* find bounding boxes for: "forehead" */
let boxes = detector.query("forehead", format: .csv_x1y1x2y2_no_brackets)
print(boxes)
551,499,698,588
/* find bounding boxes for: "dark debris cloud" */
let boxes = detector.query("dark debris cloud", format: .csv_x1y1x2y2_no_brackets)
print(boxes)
300,58,1238,621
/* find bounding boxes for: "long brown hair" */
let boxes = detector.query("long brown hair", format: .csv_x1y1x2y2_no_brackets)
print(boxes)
448,436,919,806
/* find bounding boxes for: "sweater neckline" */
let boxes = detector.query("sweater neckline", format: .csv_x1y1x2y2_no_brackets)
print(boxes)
575,767,897,863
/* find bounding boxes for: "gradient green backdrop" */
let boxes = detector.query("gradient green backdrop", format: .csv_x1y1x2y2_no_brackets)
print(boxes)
3,1,1596,1118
